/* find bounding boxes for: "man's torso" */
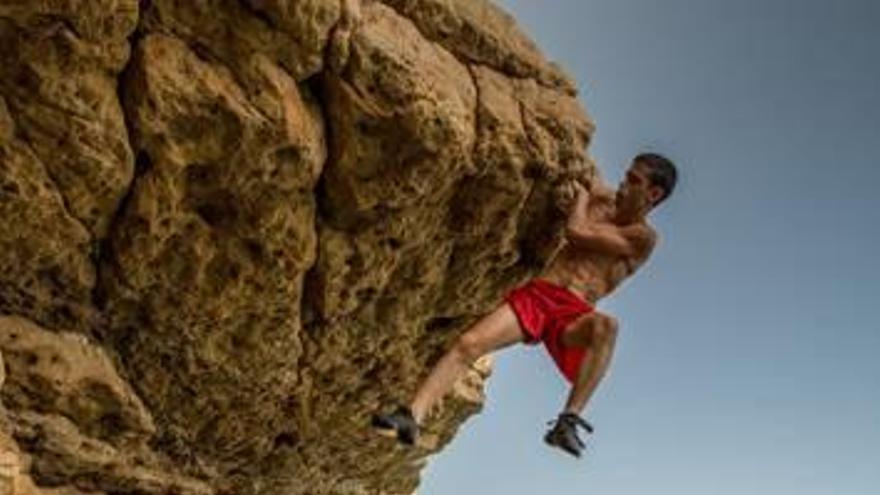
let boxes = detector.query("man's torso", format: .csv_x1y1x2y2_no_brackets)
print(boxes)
541,190,653,303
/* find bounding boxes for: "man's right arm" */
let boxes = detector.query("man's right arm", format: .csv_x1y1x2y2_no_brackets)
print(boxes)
565,181,591,231
564,178,620,232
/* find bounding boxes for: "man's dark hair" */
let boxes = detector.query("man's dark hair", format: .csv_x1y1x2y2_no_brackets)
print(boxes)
634,153,677,206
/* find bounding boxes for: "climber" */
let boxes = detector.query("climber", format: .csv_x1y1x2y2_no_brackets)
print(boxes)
372,153,677,459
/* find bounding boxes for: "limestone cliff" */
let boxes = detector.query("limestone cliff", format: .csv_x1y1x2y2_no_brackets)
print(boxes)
0,1,595,493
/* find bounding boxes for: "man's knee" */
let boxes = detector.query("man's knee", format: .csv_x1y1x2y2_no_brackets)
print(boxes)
595,314,619,342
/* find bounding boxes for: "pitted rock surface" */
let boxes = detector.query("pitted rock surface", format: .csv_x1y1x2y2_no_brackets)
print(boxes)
0,1,596,493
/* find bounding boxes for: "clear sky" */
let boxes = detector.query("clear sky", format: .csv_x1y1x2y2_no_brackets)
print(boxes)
421,0,880,493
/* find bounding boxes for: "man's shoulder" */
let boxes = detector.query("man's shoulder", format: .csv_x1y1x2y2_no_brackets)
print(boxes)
622,221,658,256
622,221,657,240
644,222,659,243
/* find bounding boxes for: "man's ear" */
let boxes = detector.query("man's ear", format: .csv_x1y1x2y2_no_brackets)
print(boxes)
648,185,664,205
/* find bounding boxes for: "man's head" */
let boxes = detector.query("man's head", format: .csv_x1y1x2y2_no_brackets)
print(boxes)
615,153,678,215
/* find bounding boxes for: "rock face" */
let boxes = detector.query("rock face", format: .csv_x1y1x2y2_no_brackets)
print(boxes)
0,1,595,493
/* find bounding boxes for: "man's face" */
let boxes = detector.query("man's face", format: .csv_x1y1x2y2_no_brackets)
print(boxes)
615,161,664,213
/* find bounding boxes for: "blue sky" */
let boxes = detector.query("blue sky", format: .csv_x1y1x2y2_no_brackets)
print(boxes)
422,1,880,493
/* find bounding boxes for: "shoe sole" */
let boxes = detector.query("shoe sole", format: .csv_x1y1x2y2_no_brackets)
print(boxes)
544,434,582,458
372,424,419,446
374,427,399,439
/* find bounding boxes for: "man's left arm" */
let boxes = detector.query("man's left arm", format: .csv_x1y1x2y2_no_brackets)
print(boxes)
565,221,655,258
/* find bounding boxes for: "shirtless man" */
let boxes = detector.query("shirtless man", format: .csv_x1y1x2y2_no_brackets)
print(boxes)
373,153,678,458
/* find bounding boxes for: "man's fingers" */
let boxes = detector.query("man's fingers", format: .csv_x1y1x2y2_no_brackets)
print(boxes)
554,182,578,211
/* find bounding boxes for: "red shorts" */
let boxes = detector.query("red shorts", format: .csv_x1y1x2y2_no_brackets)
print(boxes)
504,278,593,383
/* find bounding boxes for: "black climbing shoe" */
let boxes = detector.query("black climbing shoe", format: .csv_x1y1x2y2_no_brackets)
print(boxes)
543,412,594,458
371,405,420,446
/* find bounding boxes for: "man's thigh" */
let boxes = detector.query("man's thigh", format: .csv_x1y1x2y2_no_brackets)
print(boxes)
458,302,526,355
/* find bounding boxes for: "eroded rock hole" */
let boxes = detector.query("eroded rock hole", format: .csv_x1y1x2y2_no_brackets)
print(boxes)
274,431,298,449
134,150,153,175
194,192,238,228
274,146,302,163
1,181,20,196
426,316,456,332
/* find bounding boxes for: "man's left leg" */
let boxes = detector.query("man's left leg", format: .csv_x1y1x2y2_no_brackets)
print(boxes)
561,311,619,415
545,311,619,458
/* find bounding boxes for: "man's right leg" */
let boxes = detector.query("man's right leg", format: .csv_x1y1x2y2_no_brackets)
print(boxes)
409,302,526,424
373,302,525,444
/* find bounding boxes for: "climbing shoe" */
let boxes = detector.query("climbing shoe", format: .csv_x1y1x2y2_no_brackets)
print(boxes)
371,405,420,446
543,412,594,458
